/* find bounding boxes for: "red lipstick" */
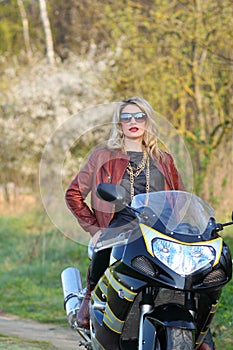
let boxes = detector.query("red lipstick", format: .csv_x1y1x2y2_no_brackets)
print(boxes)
129,127,139,132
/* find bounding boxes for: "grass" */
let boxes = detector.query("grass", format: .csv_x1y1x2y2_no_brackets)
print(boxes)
0,209,89,325
0,209,232,347
212,225,233,349
0,335,56,350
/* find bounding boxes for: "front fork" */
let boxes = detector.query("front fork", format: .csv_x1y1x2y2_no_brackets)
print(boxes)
138,288,155,350
138,289,198,350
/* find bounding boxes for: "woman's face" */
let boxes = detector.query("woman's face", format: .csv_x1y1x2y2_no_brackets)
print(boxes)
119,104,147,142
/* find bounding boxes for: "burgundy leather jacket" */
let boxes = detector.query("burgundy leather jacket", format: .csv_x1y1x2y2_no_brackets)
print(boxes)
65,148,185,236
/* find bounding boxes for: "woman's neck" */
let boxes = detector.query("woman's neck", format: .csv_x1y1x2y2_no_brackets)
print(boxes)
124,138,144,152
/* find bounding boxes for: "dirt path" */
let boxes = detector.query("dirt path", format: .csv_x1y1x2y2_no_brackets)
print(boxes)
0,312,82,350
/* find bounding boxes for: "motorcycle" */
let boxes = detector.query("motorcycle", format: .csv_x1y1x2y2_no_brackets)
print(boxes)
61,184,232,350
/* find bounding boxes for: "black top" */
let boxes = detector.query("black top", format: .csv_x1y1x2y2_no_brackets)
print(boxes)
120,151,165,204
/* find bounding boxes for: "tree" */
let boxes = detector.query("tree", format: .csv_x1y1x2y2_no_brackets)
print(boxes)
38,0,55,64
93,0,233,195
17,0,32,61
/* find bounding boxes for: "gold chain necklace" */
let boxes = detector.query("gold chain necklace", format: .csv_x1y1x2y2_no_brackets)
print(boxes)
126,151,150,200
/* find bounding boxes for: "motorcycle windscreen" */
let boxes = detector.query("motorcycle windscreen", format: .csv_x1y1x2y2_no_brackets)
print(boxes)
94,190,214,251
131,190,214,236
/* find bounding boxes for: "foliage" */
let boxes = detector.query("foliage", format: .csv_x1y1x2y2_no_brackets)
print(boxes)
0,57,110,201
214,282,233,349
94,0,233,195
0,0,232,210
0,0,22,55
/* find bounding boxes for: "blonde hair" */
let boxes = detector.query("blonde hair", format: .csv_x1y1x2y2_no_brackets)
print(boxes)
106,96,163,159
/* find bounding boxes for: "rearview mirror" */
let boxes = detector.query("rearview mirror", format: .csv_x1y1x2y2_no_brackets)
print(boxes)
96,183,126,205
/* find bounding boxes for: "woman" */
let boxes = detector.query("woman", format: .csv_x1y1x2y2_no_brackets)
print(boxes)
65,97,214,350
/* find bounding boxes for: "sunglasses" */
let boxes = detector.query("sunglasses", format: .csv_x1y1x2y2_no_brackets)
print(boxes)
119,112,147,123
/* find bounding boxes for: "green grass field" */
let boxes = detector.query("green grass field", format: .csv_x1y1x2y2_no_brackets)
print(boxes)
0,210,89,325
0,335,56,350
0,210,232,348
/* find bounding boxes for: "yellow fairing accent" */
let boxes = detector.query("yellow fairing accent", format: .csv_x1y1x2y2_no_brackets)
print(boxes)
93,288,107,307
210,302,218,314
140,223,223,267
103,304,124,334
105,269,137,302
110,255,117,265
98,277,108,297
99,269,137,333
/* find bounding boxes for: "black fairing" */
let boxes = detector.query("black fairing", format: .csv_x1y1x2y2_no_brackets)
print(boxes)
221,243,232,279
89,189,233,350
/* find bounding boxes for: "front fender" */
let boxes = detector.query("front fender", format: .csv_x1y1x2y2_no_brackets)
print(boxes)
150,304,195,329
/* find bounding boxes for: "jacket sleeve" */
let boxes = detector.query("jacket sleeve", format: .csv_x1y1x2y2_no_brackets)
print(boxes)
65,152,99,236
160,152,185,191
168,153,185,190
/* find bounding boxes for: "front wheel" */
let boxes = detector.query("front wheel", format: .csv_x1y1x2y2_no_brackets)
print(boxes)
155,328,193,350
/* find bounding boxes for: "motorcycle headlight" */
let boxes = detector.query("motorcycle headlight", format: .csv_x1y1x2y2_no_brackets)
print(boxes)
140,224,223,276
152,238,216,275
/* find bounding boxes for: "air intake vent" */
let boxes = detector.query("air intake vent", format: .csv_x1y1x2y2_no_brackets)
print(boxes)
131,256,157,277
203,269,226,286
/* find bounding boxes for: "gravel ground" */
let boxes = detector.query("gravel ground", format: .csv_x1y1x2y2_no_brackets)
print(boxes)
0,312,81,350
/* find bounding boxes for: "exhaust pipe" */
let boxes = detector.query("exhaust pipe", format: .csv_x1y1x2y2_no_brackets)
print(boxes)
61,267,83,328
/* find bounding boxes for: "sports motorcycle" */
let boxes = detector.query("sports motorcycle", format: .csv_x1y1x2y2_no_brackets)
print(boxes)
61,184,232,350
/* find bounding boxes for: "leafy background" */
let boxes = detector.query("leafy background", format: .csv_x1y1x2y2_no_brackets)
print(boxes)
0,0,232,214
0,0,232,348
